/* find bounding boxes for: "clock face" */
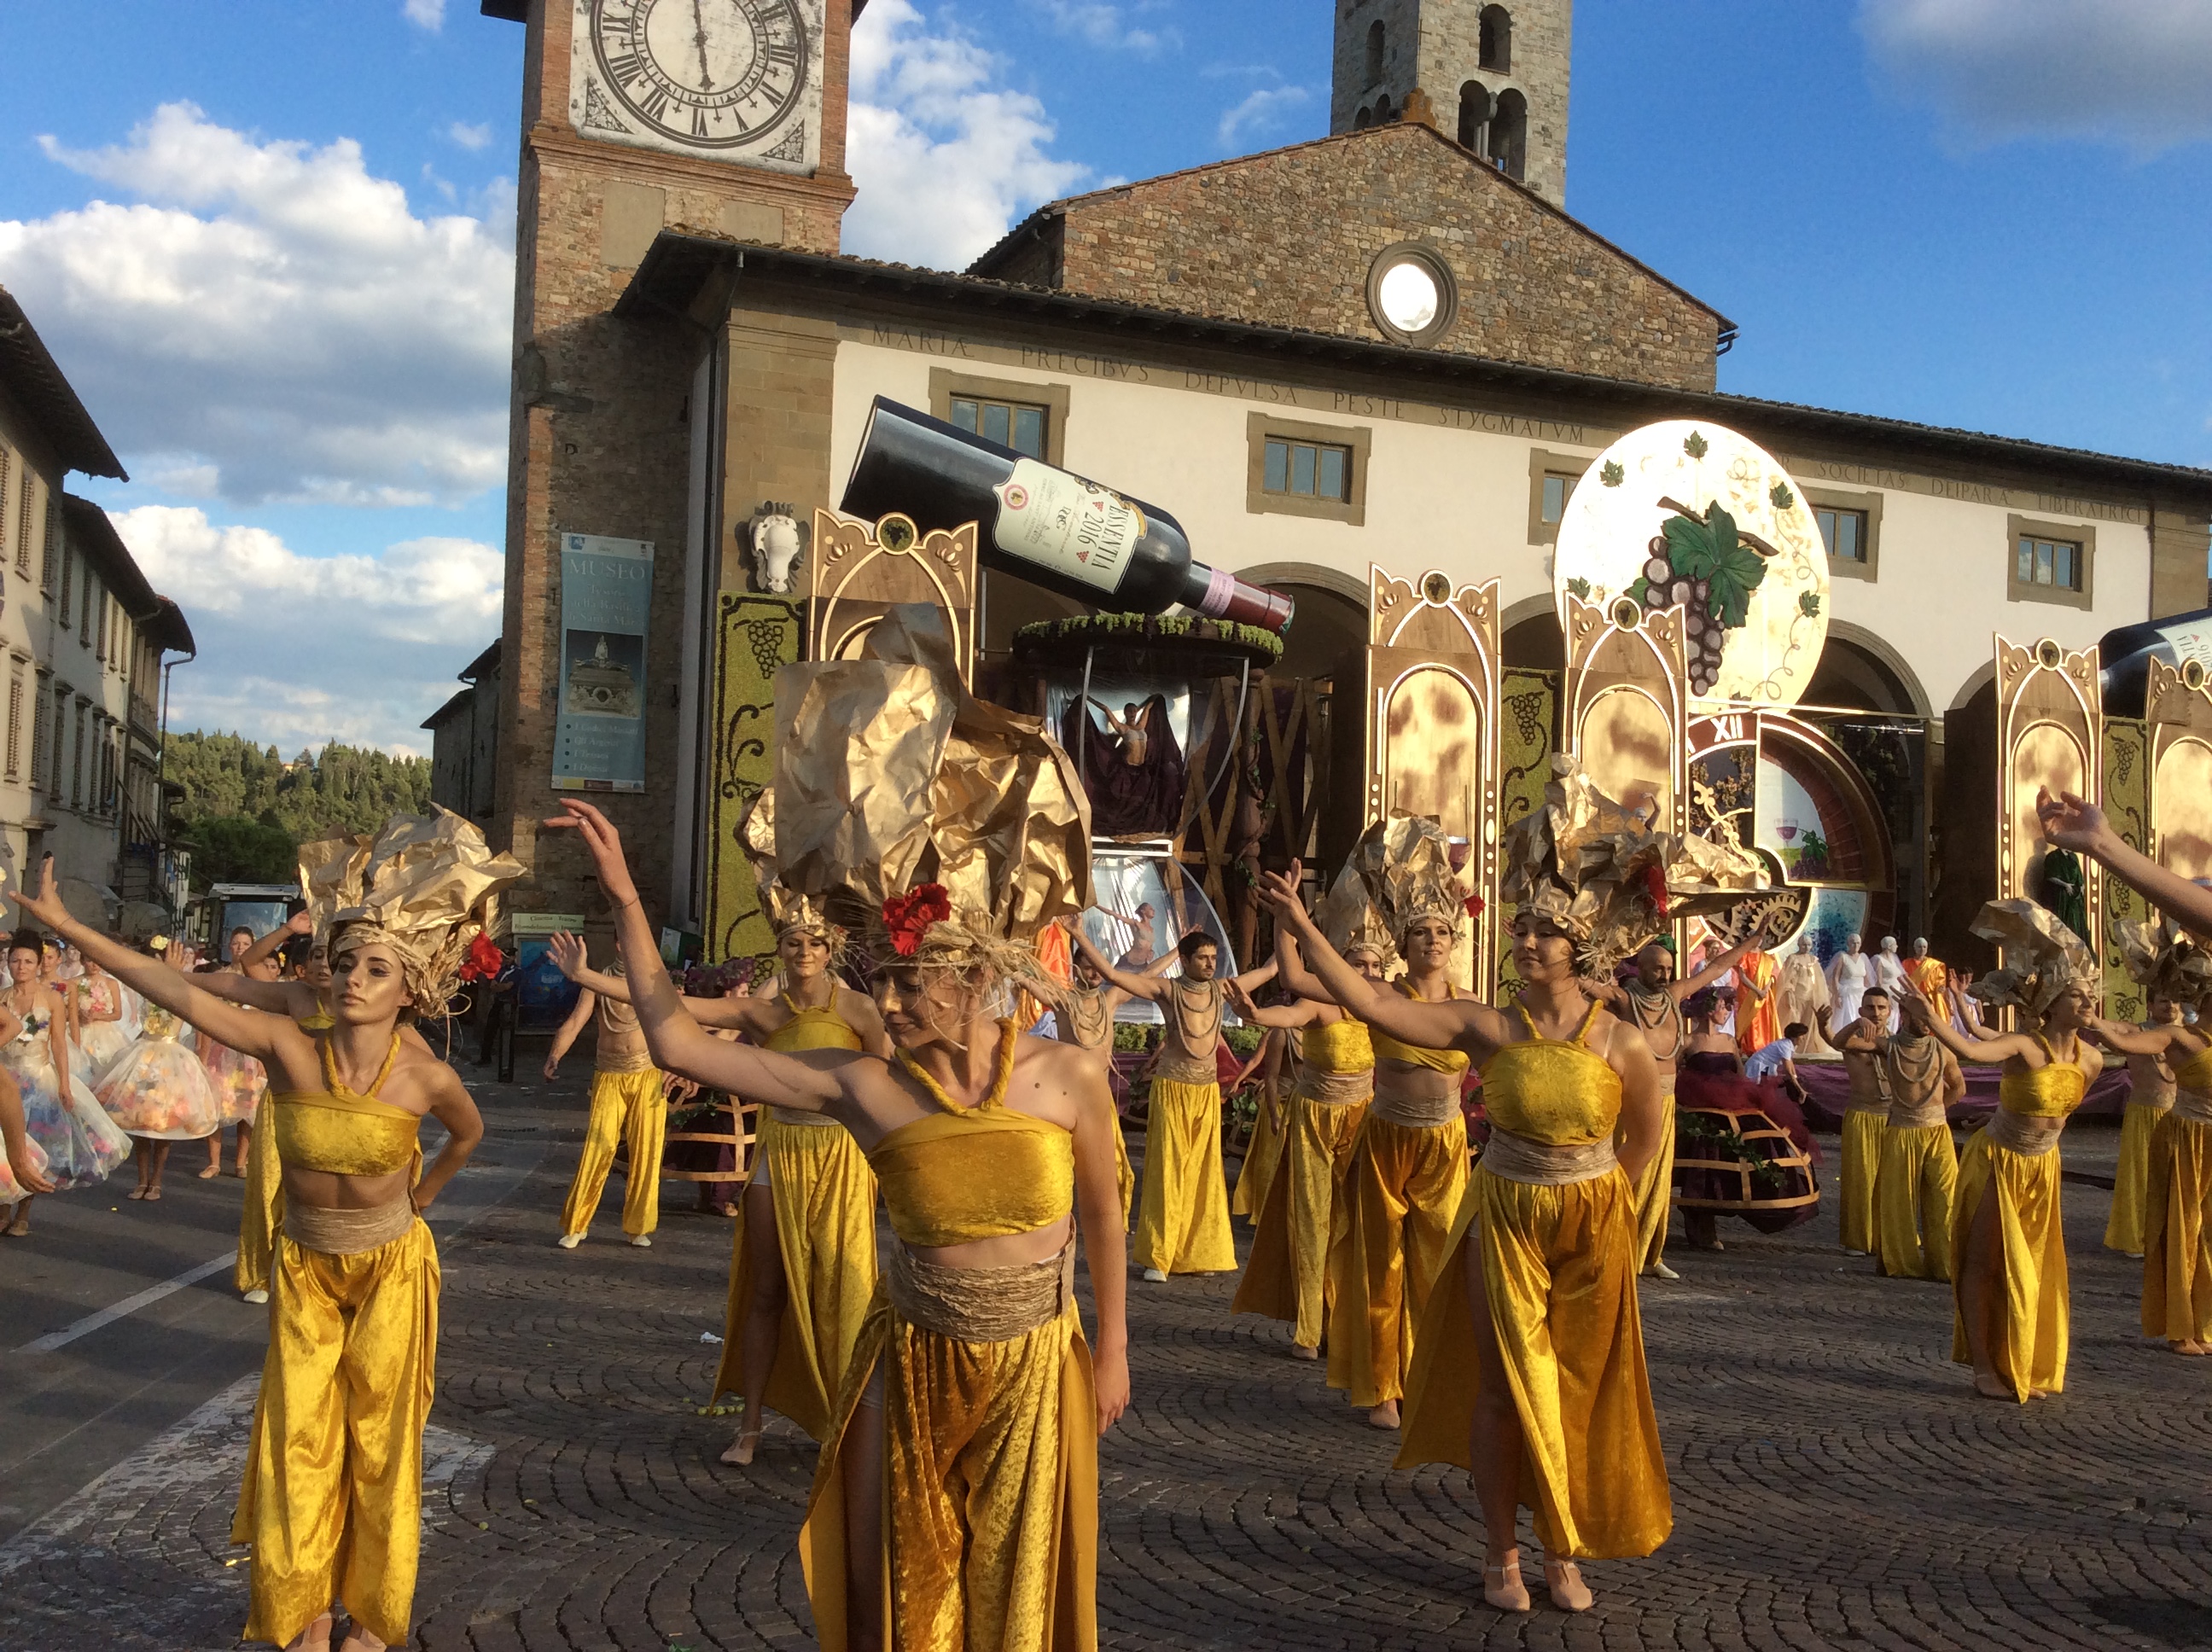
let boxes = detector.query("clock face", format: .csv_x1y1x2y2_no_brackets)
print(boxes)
574,0,818,165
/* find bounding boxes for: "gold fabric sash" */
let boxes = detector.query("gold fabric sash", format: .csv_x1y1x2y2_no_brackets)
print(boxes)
1480,1126,1617,1186
769,1103,843,1128
283,1196,414,1256
1153,1046,1219,1086
2174,1090,2212,1125
1295,1068,1375,1107
1985,1108,2064,1157
597,1050,655,1076
1371,1085,1462,1129
882,1235,1074,1343
1888,1097,1951,1131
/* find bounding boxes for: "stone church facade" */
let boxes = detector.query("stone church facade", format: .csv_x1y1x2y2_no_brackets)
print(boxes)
472,0,2212,951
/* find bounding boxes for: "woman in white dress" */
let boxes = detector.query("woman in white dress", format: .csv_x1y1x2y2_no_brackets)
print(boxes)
1870,937,1908,1032
1776,934,1835,1056
1828,934,1872,1028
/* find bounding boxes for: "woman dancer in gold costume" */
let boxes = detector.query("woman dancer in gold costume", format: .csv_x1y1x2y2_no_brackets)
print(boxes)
2104,992,2180,1259
14,811,516,1651
551,608,1126,1650
1259,760,1758,1612
1897,899,2102,1400
553,899,892,1464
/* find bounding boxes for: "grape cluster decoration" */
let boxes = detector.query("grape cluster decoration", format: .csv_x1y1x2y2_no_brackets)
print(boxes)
1622,498,1777,698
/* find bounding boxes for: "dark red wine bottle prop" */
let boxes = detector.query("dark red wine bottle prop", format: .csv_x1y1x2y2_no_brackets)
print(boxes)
840,397,1294,632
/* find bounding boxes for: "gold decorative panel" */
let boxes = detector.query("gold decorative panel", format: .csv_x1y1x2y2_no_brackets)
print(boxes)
808,509,978,682
1366,566,1500,992
1993,633,2102,961
2146,657,2212,886
1562,591,1688,837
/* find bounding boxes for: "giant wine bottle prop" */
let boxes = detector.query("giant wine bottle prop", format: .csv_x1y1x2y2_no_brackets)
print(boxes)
841,398,1294,632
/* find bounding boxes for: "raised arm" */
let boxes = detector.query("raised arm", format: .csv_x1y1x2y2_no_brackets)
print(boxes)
1227,956,1280,996
2040,788,2212,942
1679,936,1755,998
2087,1016,2200,1059
1896,978,2029,1065
197,971,315,1019
1068,922,1171,1002
1223,978,1322,1031
9,858,304,1065
241,911,311,975
544,803,852,1111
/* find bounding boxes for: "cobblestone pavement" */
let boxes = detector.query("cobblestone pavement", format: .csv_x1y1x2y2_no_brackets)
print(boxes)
5,1101,2210,1651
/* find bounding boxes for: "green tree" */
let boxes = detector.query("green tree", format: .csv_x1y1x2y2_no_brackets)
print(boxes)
163,733,435,891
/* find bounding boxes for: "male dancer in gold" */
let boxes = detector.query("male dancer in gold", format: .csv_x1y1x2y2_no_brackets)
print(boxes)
553,910,891,1463
1257,767,1681,1613
2106,992,2181,1259
1589,932,1762,1279
1070,925,1273,1282
1822,986,1895,1257
546,955,668,1248
15,817,512,1652
1871,1010,1964,1279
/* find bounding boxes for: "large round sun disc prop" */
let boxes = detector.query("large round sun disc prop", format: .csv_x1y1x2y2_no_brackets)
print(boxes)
1552,421,1830,705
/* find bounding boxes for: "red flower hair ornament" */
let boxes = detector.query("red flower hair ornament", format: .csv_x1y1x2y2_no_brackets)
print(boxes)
1464,893,1486,919
459,932,504,982
882,884,953,957
1639,863,1671,919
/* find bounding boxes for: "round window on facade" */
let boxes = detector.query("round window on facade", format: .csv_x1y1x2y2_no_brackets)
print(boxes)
1365,242,1458,346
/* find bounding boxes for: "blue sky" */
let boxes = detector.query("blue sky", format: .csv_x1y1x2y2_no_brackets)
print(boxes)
0,0,2205,752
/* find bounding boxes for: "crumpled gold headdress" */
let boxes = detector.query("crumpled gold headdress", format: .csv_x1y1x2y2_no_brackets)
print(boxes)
300,807,525,1015
1318,816,1472,969
2111,912,2212,1005
1966,898,2097,1018
1501,756,1768,980
742,790,850,965
766,605,1090,999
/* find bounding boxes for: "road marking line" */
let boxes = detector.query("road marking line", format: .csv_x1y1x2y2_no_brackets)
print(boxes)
20,1251,240,1352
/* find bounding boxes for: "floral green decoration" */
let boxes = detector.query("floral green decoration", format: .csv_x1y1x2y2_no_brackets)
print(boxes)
1662,502,1767,628
1011,612,1284,665
1799,590,1822,619
1684,431,1709,460
1565,576,1592,599
1600,461,1626,487
1770,481,1796,510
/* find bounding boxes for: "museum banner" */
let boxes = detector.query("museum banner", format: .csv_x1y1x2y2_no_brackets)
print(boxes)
553,532,654,792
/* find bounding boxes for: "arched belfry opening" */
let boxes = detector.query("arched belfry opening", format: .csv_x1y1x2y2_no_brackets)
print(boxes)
1457,81,1492,151
1490,89,1528,181
1479,6,1513,73
1365,20,1386,85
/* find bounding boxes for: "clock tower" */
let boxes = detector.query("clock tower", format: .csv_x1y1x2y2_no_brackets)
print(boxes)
480,0,864,919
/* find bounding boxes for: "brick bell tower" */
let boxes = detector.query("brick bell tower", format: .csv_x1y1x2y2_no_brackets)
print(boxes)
1331,0,1572,207
478,0,864,920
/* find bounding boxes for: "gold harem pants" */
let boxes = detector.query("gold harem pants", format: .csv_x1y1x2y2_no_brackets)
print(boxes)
234,1114,286,1294
1132,1078,1235,1275
2107,1099,2170,1256
713,1110,878,1440
2143,1110,2212,1344
1230,1091,1283,1221
1324,1111,1469,1406
1396,1163,1671,1559
1840,1108,1884,1254
1231,1091,1369,1347
231,1219,439,1649
1874,1122,1957,1281
800,1273,1098,1651
1952,1130,2069,1401
1627,1073,1676,1274
559,1065,667,1238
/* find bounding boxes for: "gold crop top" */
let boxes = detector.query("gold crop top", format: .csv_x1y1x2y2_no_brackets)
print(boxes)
1478,1001,1621,1147
1301,1015,1373,1076
296,992,335,1033
1996,1035,2089,1120
2172,1041,2212,1094
765,996,864,1054
1368,981,1471,1073
270,1035,422,1178
870,1021,1074,1248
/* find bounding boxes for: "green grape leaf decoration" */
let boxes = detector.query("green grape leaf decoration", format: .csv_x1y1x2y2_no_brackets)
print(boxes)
1624,575,1648,605
1566,576,1592,599
1770,481,1796,510
1662,502,1768,629
1684,431,1709,460
1601,461,1626,487
1799,590,1822,619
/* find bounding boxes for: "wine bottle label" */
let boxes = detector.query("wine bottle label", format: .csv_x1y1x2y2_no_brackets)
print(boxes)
992,459,1140,594
1194,566,1237,619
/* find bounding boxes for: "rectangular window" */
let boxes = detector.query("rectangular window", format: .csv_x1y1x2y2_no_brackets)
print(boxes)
2005,514,2095,609
1818,507,1868,562
80,574,94,648
30,677,49,792
2016,535,2081,590
948,395,1049,459
1526,449,1595,546
6,672,23,781
21,475,38,584
38,493,55,594
59,549,73,629
1261,437,1353,503
71,702,84,810
0,451,11,572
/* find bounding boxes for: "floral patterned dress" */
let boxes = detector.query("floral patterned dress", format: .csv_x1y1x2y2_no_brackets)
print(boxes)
97,1003,224,1141
5,1000,129,1188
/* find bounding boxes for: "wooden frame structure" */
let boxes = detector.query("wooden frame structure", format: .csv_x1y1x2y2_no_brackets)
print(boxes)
1366,566,1501,991
1562,593,1690,837
2145,656,2212,885
808,509,979,681
1994,633,2104,975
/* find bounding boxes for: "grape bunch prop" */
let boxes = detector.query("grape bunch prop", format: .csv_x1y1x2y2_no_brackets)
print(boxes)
1622,497,1781,698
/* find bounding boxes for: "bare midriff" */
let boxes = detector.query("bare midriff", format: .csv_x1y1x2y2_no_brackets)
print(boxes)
283,1163,415,1212
1374,1061,1462,1108
907,1211,1074,1271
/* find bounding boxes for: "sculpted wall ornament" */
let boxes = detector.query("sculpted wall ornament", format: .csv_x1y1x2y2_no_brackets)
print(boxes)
742,502,810,594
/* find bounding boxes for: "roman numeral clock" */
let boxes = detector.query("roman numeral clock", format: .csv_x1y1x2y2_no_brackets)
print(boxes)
569,0,823,171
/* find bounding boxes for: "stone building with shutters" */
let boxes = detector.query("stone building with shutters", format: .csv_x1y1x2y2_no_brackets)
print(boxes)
0,288,195,910
472,0,2212,964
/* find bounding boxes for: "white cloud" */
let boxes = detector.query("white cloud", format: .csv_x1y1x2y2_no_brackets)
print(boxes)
446,119,493,151
0,102,513,507
1859,0,2212,149
403,0,446,32
1218,85,1310,149
111,505,502,753
1027,1,1173,54
845,0,1095,270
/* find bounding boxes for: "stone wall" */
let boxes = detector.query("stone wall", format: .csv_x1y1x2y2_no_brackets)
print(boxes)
978,122,1719,393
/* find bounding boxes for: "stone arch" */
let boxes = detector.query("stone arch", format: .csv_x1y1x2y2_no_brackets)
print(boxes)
1489,89,1528,178
1499,590,1563,672
1354,104,1374,130
1456,80,1492,150
1365,19,1385,85
1948,657,1997,713
1234,561,1369,872
1805,620,1933,717
1479,5,1512,73
1375,92,1395,122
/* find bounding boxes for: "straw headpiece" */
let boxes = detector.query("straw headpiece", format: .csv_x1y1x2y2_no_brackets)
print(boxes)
297,808,524,1015
765,605,1090,1003
1317,815,1476,971
1965,898,2097,1019
742,788,850,965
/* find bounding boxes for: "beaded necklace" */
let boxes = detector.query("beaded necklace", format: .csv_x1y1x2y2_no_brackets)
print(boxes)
897,1018,1018,1114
